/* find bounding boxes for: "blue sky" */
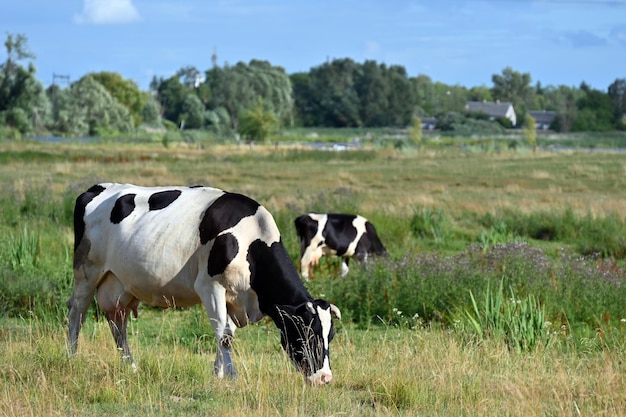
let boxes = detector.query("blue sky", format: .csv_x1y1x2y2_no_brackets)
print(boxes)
2,0,625,91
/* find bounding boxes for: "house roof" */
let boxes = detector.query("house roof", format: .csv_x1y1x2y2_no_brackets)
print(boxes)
466,101,514,118
529,110,556,125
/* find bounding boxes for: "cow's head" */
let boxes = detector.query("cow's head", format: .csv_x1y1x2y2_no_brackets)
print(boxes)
275,299,341,385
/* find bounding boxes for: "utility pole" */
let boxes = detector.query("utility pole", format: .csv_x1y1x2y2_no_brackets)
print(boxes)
52,73,70,87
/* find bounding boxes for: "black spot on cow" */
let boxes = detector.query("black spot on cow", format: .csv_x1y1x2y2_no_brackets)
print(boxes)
208,233,239,276
354,221,387,260
199,192,260,244
74,184,106,252
148,190,182,211
110,194,136,224
322,214,358,256
248,239,306,313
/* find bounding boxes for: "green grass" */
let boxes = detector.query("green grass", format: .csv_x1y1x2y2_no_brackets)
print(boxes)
2,137,626,415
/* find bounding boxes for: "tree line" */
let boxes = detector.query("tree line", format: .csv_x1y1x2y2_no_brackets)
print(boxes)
1,33,625,141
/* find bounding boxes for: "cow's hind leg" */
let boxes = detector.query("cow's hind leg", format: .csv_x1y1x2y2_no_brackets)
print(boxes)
68,267,100,356
96,273,140,370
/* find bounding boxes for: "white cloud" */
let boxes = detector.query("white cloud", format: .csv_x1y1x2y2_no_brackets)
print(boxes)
74,0,140,25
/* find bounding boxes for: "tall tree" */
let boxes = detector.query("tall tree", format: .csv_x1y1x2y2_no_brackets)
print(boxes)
386,65,414,126
206,60,293,130
307,58,361,127
176,66,211,104
355,60,389,126
491,67,535,119
65,75,133,136
608,78,626,129
542,85,581,133
179,93,206,129
411,74,437,116
467,85,493,103
0,33,50,134
88,71,147,127
153,75,189,126
290,71,314,126
572,82,613,132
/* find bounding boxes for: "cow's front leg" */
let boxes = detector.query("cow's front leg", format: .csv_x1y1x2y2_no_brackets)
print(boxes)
195,279,237,379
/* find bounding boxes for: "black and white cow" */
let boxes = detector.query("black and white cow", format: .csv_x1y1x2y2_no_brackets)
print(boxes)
294,213,387,279
68,183,341,385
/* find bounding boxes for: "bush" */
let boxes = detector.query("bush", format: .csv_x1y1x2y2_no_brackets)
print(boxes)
307,243,626,348
480,209,626,258
410,206,451,244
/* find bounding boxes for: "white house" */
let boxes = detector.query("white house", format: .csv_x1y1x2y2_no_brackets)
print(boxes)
465,101,517,127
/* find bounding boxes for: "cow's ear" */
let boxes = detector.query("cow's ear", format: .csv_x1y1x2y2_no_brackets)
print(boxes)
330,304,341,320
306,301,316,315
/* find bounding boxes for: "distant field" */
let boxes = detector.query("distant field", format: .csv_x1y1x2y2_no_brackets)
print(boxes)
2,138,626,218
1,138,626,416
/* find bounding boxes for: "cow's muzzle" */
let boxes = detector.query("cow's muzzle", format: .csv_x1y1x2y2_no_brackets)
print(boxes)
307,369,333,385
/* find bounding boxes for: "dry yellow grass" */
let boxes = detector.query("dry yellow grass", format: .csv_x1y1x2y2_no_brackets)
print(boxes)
1,311,625,416
2,141,626,219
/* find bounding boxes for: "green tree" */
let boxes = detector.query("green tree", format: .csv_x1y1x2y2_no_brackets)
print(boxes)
542,85,581,132
411,74,437,116
0,33,50,135
355,60,389,126
433,83,468,114
491,67,535,121
290,71,314,126
468,85,493,102
47,84,86,136
386,65,415,126
237,100,279,144
179,93,205,129
206,60,293,131
608,78,626,129
88,71,147,126
152,75,190,127
140,94,162,126
572,83,613,132
307,58,362,127
51,75,133,136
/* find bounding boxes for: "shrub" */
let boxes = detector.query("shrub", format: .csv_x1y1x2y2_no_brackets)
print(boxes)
463,280,549,352
410,206,451,244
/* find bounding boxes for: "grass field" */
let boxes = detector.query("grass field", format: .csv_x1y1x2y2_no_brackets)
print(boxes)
1,137,626,416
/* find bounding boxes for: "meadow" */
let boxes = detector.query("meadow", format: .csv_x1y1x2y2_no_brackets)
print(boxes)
1,135,626,416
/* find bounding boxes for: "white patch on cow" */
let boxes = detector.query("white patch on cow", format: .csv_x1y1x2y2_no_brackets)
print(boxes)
300,213,329,279
345,215,368,257
306,305,334,385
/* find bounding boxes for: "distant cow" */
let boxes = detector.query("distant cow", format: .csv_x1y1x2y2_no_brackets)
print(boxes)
294,213,387,279
68,183,341,385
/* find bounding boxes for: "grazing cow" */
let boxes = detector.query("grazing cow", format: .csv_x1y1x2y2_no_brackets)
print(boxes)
294,213,387,279
68,183,341,385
